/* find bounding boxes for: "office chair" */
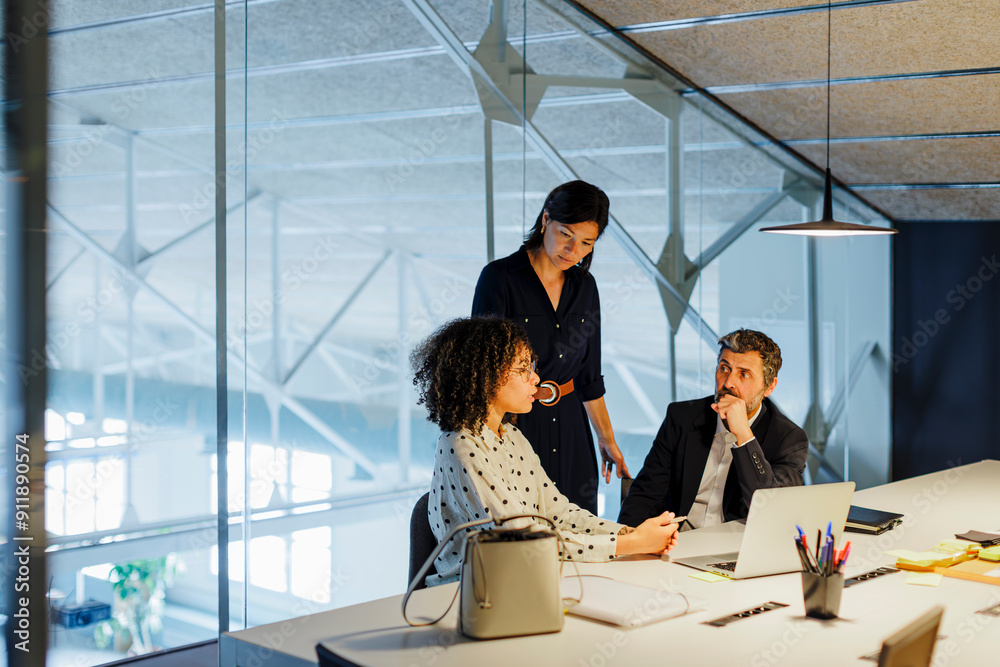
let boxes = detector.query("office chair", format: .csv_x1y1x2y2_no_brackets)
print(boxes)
408,492,437,590
876,606,944,667
621,475,633,504
316,642,363,667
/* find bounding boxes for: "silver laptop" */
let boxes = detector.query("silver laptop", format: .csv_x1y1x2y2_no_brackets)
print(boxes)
673,481,855,579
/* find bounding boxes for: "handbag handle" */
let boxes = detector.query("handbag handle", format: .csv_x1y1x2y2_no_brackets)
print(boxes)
402,513,558,627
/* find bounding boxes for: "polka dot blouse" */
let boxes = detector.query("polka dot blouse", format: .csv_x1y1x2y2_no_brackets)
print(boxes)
426,424,623,586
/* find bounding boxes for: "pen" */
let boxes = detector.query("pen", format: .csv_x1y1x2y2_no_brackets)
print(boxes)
799,533,815,572
795,539,815,573
839,542,852,573
669,515,688,525
796,534,817,573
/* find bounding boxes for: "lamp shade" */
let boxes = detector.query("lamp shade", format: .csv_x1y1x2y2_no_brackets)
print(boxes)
760,169,898,237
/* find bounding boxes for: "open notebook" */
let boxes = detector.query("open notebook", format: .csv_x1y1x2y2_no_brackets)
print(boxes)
561,575,707,628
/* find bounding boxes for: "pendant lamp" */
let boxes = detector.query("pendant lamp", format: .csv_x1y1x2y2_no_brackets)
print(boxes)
760,2,897,236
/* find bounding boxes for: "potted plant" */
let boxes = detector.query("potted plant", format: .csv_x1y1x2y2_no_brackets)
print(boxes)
94,554,178,655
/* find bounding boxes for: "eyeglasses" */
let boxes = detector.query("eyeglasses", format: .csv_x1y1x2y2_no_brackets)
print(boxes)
510,360,536,381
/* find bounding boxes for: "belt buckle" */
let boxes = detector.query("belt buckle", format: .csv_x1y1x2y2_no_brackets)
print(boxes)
537,380,561,406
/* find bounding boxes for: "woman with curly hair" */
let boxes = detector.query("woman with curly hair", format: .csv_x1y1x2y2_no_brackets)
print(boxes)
411,316,680,586
472,180,626,514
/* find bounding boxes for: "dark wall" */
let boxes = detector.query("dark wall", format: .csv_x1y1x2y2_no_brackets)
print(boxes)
892,222,1000,479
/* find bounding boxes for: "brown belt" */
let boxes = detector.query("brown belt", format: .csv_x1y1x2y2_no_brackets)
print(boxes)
535,379,574,406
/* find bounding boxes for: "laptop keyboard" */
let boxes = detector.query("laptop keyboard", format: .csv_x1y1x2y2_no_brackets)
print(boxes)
709,560,737,572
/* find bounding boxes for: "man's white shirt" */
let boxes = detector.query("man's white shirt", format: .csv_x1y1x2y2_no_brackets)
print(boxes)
685,403,762,529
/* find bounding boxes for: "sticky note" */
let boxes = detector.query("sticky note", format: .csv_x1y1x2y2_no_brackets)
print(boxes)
689,571,729,583
885,550,940,561
905,572,943,587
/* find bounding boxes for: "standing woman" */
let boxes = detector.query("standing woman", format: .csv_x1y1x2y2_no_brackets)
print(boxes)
472,180,628,514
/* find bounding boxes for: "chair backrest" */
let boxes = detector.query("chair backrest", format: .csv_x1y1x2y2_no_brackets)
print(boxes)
877,606,944,667
620,476,634,505
408,491,437,590
316,642,362,667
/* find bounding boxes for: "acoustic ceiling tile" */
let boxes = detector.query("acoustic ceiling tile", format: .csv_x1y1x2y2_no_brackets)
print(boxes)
794,137,1000,185
718,74,1000,140
858,188,1000,221
581,0,818,27
615,0,999,88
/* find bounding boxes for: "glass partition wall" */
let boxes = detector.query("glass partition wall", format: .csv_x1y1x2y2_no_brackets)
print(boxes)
11,0,890,663
39,3,221,663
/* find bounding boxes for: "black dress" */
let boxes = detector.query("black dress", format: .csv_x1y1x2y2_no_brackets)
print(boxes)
471,246,605,513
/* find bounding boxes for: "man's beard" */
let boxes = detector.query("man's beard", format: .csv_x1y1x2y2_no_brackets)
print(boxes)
716,387,765,420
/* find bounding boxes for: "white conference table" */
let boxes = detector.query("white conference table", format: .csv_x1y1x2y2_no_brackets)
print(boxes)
221,460,1000,666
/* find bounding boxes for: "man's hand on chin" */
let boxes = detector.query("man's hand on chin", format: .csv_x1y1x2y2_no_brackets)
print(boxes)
711,394,754,445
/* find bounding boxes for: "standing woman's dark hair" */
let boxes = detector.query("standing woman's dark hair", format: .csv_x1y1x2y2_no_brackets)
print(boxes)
523,180,609,273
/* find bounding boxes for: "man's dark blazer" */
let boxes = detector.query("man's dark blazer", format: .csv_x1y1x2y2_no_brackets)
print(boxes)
618,396,808,527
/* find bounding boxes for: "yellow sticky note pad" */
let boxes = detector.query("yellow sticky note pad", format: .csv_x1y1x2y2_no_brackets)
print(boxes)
905,572,943,587
885,550,940,561
690,571,729,583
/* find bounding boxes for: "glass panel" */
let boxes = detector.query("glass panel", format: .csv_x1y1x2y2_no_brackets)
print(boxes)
0,20,7,644
236,0,529,625
817,202,892,488
45,2,218,663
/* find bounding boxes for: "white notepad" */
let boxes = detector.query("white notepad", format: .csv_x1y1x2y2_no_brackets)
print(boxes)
561,576,707,628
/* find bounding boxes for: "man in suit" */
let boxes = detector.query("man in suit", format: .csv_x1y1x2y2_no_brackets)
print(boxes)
619,329,808,529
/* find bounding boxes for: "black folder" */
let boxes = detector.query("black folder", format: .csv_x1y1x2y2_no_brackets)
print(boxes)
844,505,904,535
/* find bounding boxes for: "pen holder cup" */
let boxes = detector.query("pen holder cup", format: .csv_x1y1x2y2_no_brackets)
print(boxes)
801,572,844,620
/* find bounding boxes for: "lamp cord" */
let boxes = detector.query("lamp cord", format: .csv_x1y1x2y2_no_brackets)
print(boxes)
826,0,832,172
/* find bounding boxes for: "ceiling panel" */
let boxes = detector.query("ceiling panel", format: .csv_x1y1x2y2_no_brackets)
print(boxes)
577,0,1000,222
719,75,1000,140
581,0,821,26
857,188,1000,221
795,137,1000,185
49,0,202,31
242,0,437,68
622,0,999,87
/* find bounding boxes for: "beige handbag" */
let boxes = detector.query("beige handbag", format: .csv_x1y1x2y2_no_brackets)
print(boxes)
403,514,570,639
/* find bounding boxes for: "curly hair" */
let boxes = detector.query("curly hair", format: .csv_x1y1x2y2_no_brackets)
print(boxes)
410,317,534,433
523,180,609,274
717,328,782,388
